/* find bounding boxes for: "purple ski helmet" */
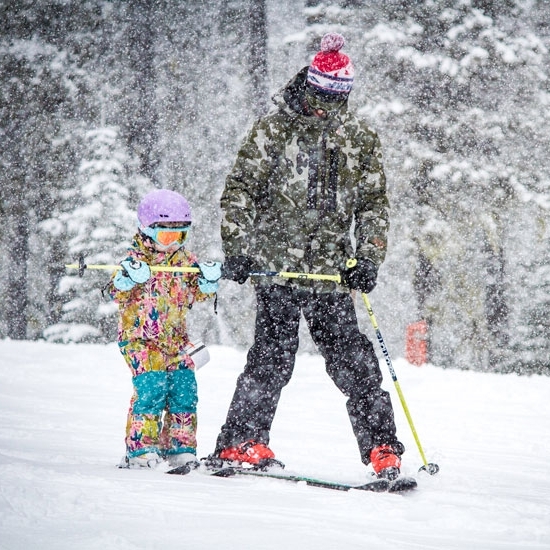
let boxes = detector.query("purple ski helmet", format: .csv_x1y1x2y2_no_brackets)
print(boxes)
137,189,192,227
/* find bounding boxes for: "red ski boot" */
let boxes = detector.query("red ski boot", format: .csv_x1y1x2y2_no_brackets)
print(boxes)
217,440,284,470
370,445,401,481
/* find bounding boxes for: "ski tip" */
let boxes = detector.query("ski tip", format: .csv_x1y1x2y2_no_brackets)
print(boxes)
166,464,193,475
210,467,238,478
388,476,417,493
355,479,390,492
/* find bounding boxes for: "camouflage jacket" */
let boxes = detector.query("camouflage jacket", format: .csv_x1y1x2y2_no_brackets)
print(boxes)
220,68,390,292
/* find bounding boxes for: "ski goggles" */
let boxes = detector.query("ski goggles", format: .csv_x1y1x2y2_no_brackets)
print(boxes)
305,91,346,116
141,224,191,247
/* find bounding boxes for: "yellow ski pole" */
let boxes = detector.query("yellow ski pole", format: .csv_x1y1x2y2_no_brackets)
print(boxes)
66,256,341,281
65,255,200,277
361,291,439,475
249,270,341,283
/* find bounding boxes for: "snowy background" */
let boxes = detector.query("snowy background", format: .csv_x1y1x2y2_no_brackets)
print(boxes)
2,0,550,374
1,336,549,549
1,2,550,547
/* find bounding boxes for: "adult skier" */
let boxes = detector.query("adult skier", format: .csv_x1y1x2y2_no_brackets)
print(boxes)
208,33,405,480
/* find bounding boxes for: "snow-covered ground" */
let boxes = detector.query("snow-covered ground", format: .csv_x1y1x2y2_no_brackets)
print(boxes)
1,339,549,549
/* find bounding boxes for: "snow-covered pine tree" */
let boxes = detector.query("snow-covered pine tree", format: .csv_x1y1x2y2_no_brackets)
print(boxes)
0,0,129,339
352,0,549,369
44,127,147,343
0,35,80,338
504,200,550,375
507,257,550,375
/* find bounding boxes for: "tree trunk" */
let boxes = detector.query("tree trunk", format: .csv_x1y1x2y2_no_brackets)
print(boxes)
249,0,269,117
484,241,508,369
125,0,159,184
5,207,29,339
46,239,66,327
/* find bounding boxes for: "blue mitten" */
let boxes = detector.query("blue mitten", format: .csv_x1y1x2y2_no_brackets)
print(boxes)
120,259,151,284
113,270,137,291
198,261,222,294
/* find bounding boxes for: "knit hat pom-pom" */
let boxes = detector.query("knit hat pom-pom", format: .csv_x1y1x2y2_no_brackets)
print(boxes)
320,32,345,52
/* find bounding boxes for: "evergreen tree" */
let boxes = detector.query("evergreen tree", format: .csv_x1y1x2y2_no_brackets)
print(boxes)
0,22,76,338
152,0,262,347
44,127,146,342
118,0,160,185
510,254,550,376
352,0,549,369
0,0,122,338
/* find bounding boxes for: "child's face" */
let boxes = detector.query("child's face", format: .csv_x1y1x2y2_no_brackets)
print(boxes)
152,240,181,253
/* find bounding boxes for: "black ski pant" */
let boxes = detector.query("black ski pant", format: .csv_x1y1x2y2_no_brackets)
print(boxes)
215,285,404,466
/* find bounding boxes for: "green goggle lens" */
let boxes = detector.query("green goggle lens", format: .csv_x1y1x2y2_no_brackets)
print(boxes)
306,92,346,113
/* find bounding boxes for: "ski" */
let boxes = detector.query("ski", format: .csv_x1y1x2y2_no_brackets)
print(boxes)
210,467,391,492
167,463,417,493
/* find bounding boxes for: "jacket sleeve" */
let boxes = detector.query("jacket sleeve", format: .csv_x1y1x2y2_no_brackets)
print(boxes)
353,129,390,268
220,118,274,258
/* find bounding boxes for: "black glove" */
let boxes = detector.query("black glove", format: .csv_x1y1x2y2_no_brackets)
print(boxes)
222,255,255,284
341,258,378,294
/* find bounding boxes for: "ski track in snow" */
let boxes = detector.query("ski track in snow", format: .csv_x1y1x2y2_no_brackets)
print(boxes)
0,340,549,549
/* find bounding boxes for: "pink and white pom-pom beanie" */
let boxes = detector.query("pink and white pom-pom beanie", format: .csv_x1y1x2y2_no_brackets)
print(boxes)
307,32,354,96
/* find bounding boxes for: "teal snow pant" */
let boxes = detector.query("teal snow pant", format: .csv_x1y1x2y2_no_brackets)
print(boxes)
120,341,198,459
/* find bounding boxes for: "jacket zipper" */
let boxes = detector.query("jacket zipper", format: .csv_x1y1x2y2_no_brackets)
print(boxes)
305,126,333,271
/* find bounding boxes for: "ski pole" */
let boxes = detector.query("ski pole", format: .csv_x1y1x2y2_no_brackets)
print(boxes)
361,291,439,475
66,256,341,282
65,255,200,277
249,270,341,283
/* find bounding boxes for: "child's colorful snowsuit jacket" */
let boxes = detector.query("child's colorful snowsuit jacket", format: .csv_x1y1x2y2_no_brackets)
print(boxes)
108,233,213,459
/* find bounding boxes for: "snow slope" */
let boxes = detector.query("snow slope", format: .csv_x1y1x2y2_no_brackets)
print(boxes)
0,339,549,549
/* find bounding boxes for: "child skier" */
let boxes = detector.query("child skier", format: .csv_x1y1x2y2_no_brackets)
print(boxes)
109,189,221,470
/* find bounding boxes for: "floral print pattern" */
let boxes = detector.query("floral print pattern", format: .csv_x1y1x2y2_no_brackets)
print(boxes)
109,233,213,459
